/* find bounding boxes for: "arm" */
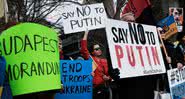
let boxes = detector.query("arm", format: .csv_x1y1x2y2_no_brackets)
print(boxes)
80,30,90,60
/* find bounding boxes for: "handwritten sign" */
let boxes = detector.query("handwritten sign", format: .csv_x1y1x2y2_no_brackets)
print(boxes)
55,60,92,99
167,67,185,99
62,3,107,34
0,23,61,96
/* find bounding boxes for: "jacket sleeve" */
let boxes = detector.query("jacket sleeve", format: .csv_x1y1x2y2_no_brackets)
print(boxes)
80,40,90,60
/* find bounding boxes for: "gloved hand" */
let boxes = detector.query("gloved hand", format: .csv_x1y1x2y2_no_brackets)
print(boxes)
109,68,120,81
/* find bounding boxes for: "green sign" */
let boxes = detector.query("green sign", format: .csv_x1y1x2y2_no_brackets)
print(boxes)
0,23,61,96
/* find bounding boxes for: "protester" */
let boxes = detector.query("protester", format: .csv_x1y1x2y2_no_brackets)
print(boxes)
80,30,112,99
118,12,156,99
157,27,185,93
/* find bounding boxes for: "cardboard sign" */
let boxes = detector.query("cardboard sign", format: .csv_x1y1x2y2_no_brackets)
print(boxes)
105,19,166,78
55,60,93,99
61,3,107,34
167,67,185,99
0,23,61,96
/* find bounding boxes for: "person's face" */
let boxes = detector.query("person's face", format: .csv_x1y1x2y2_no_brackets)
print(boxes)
92,44,102,56
171,8,181,22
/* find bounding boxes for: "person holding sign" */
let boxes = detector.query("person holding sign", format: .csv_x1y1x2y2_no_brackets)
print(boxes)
119,12,157,99
156,27,185,95
80,30,112,99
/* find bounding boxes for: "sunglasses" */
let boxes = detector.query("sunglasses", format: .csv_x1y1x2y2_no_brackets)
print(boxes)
94,47,101,51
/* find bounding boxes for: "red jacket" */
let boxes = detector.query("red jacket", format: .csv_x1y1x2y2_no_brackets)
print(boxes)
80,40,110,87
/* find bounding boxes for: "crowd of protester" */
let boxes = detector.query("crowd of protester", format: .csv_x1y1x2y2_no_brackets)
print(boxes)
0,3,185,99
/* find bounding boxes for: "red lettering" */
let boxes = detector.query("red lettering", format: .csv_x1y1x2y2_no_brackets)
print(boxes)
151,46,160,65
145,46,151,66
126,45,135,67
136,46,144,67
115,45,123,68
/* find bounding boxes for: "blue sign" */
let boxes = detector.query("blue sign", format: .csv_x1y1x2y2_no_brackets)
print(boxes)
171,82,185,99
55,60,93,99
167,67,185,99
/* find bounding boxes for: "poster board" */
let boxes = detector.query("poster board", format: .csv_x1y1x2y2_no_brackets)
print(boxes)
167,67,185,99
61,3,107,34
105,19,166,78
0,23,61,96
55,60,93,99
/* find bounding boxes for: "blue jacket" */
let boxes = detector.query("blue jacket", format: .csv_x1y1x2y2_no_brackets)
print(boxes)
0,56,13,99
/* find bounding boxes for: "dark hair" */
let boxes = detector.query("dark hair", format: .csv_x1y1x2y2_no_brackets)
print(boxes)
88,41,102,54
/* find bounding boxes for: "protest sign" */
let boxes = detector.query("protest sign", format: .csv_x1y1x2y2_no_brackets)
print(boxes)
55,60,92,99
169,7,183,32
167,67,185,99
105,19,166,78
0,23,61,96
61,3,107,34
157,16,178,40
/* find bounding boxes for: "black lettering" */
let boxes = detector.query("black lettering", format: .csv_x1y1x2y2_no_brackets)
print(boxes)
63,75,68,82
46,62,52,75
43,37,49,52
70,86,75,93
137,24,146,44
69,64,75,72
49,39,57,52
54,62,60,74
176,70,180,82
20,62,31,78
62,13,68,19
24,35,34,52
3,37,13,55
150,32,156,45
14,36,23,55
38,62,44,75
145,31,151,44
128,23,139,44
13,64,20,80
118,28,125,43
76,6,91,17
122,28,128,43
69,75,73,82
76,7,85,17
7,64,13,81
94,17,101,25
70,20,78,30
30,62,37,76
62,62,67,73
34,35,43,51
76,63,82,72
112,27,118,43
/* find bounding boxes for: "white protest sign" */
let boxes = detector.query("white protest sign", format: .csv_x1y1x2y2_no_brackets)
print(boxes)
61,3,107,34
167,67,185,98
105,19,166,78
